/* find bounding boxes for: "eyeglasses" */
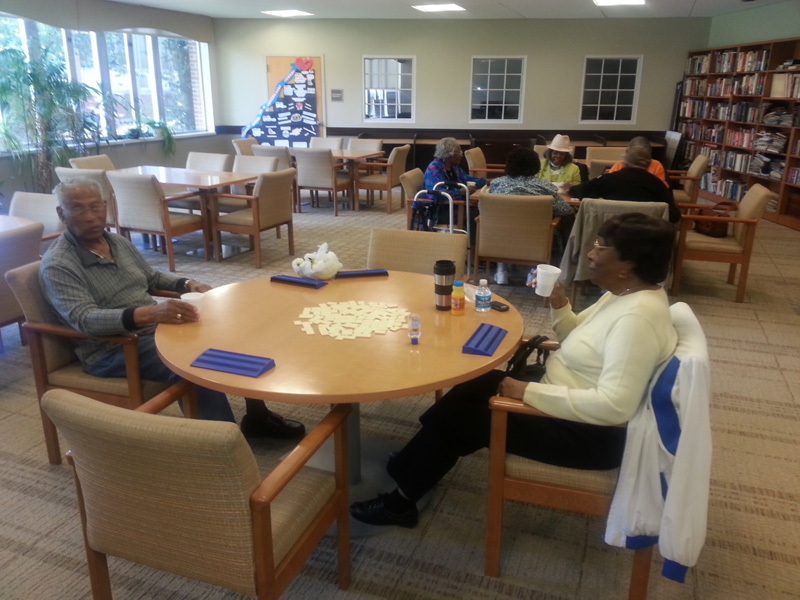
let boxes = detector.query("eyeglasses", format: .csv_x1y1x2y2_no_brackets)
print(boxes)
593,239,613,250
65,201,107,217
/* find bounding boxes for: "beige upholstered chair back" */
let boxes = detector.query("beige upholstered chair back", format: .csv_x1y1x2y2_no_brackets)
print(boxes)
5,261,76,371
559,198,670,285
107,172,166,233
585,146,626,163
252,168,296,226
231,137,259,155
69,154,115,170
682,154,709,197
347,138,383,152
534,144,576,159
309,136,344,150
9,192,65,240
252,144,294,170
294,148,336,188
476,193,554,263
367,228,468,281
400,168,424,200
232,155,279,176
54,167,118,228
465,147,488,172
733,183,771,244
588,159,617,180
386,145,411,186
41,389,263,596
186,151,232,172
0,224,44,329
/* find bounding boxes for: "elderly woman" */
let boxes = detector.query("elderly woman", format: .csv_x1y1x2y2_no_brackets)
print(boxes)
351,213,677,528
488,147,575,284
537,134,582,186
411,137,486,231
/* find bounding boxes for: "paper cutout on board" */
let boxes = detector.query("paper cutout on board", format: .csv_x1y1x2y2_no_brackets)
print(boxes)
242,56,320,147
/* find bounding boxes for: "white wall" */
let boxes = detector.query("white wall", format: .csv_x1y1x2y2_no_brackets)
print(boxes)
212,18,710,132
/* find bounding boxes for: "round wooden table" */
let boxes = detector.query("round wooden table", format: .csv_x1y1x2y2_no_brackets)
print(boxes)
156,271,524,513
156,271,524,404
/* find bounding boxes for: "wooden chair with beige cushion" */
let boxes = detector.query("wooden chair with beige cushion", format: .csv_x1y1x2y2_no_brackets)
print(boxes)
232,137,259,156
227,154,279,198
251,145,299,211
585,146,627,180
671,183,772,303
186,151,233,172
41,388,351,600
473,193,559,283
366,228,468,281
69,154,115,170
8,191,65,250
486,302,711,600
54,166,119,232
668,154,709,204
294,148,352,216
210,168,296,268
0,222,44,352
353,144,411,214
106,171,208,272
309,136,344,150
559,198,671,306
400,168,425,229
464,147,505,180
4,261,185,464
347,138,383,153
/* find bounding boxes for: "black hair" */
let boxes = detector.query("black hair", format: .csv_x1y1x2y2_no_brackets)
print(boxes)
598,213,675,284
505,147,541,177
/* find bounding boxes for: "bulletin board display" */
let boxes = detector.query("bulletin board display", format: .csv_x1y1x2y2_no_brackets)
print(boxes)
241,56,323,147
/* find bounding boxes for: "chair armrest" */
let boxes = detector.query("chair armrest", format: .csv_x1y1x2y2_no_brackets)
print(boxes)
214,193,255,201
358,162,389,175
359,157,390,166
42,231,62,242
134,380,194,414
670,175,700,183
163,191,201,202
667,169,687,176
485,162,505,169
680,214,757,225
490,396,553,418
469,167,506,175
252,403,352,504
22,321,138,345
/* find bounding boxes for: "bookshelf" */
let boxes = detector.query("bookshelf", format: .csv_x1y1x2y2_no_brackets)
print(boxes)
678,37,800,230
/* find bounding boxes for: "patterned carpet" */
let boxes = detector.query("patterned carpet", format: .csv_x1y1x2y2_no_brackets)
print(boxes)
1,192,799,599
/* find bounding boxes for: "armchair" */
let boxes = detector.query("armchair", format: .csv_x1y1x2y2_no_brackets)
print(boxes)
353,144,411,214
0,222,44,352
4,261,187,464
671,183,773,303
294,148,352,216
668,154,709,204
400,168,424,229
41,388,351,599
69,154,115,170
232,137,260,155
367,228,468,281
8,191,65,249
464,147,505,180
486,302,711,599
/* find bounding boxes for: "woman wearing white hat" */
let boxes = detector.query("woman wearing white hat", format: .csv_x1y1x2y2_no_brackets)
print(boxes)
537,134,582,186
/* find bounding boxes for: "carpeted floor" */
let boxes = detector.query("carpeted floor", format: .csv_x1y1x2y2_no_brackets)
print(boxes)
1,192,799,599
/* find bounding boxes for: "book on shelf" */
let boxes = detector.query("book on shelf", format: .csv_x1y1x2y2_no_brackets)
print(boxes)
770,74,787,98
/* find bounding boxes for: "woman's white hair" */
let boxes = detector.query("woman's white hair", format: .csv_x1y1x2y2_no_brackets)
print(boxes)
434,137,462,160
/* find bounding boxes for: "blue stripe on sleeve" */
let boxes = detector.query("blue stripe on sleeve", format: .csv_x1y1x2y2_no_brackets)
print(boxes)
652,356,681,456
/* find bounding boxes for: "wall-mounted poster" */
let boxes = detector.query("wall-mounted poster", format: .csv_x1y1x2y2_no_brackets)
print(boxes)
241,56,323,147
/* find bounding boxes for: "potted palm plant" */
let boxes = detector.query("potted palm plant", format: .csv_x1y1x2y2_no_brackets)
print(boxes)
0,47,98,193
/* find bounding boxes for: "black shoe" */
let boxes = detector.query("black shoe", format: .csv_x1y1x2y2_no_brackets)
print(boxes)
350,493,419,528
240,411,306,439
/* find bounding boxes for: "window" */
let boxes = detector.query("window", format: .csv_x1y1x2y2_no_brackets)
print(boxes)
0,16,212,148
580,56,641,123
363,57,414,121
470,57,525,122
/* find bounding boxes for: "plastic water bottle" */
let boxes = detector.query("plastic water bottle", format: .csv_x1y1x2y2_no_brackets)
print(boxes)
407,313,421,345
475,279,492,312
451,280,466,315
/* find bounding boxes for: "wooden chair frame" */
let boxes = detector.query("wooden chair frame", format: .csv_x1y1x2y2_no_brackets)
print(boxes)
486,390,653,600
61,391,351,600
353,145,410,214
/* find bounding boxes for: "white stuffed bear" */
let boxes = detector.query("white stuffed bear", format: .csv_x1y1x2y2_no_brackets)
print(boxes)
292,243,343,280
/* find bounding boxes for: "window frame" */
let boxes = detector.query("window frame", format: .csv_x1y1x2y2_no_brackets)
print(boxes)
362,55,416,123
468,55,526,124
579,55,642,125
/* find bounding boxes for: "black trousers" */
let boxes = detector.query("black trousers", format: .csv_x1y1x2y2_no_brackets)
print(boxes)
387,370,626,502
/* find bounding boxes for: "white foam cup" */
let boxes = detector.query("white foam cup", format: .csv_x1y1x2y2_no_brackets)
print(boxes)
534,265,561,297
181,292,204,311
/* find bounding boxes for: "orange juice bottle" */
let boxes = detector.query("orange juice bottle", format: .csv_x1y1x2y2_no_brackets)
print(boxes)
451,280,465,315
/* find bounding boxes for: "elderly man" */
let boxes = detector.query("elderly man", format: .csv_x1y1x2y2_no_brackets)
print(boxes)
39,178,304,438
567,146,681,223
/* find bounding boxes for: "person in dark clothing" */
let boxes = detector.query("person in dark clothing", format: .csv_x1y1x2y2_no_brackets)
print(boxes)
568,146,681,223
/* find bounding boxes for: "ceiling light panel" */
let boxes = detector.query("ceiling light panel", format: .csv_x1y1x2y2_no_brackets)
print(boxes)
593,0,645,6
412,4,466,13
261,10,313,17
